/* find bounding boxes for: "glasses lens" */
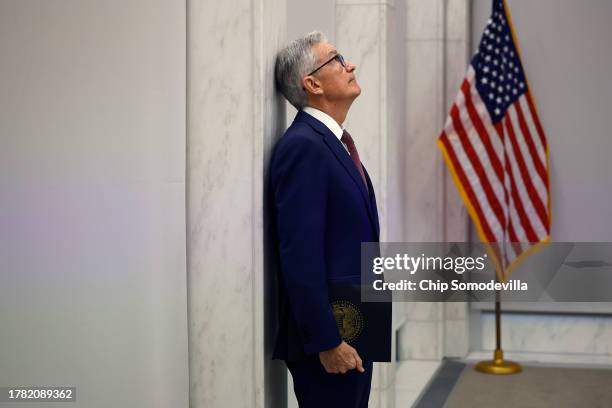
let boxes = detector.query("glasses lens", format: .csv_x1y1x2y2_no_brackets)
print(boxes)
337,54,346,67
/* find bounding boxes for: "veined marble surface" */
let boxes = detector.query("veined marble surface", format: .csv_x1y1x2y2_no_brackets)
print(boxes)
481,312,612,356
187,0,285,407
398,0,471,364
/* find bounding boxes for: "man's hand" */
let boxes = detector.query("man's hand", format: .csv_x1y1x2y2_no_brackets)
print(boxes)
319,341,365,374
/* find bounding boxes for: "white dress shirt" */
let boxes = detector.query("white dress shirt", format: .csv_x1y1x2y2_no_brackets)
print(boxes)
302,106,349,152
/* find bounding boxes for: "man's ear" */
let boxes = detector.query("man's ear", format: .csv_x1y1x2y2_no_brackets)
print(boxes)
302,75,323,96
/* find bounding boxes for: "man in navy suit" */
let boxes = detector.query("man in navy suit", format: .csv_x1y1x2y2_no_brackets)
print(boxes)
270,31,381,407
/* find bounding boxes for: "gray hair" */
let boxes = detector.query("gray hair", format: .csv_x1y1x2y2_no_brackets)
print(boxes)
275,31,327,109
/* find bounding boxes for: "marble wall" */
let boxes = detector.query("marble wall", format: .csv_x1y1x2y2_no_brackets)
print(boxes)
441,0,471,360
481,313,612,357
397,0,471,363
398,0,446,362
460,312,612,367
186,0,286,407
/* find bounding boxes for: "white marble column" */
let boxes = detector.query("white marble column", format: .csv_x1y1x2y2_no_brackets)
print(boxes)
442,0,471,359
397,0,446,363
186,0,286,407
397,0,470,363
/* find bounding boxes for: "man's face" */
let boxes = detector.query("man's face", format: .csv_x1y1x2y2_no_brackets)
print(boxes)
306,41,361,102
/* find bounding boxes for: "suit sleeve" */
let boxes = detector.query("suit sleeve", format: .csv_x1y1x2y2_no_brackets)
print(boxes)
272,136,342,355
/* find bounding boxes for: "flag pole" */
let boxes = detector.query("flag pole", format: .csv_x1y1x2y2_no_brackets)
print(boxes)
475,289,522,374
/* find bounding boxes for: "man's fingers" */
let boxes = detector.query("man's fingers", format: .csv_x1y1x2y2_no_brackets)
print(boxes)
354,352,365,372
342,355,360,374
320,343,367,375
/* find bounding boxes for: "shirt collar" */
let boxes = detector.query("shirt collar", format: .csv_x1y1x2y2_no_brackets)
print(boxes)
302,106,344,142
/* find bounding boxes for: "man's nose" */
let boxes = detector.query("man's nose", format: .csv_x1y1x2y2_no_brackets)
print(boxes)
345,61,356,72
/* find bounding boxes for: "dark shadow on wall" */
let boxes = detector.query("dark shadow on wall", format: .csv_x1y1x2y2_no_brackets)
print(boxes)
264,77,288,408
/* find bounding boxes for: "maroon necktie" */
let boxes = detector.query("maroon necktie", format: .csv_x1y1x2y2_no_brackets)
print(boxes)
341,130,368,192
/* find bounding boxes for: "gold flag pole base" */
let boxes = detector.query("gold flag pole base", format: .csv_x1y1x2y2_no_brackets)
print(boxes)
475,349,522,375
475,295,522,374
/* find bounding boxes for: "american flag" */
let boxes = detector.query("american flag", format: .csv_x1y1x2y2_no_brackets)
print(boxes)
437,0,551,281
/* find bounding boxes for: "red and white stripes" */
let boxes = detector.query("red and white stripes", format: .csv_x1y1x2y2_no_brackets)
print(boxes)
438,66,551,280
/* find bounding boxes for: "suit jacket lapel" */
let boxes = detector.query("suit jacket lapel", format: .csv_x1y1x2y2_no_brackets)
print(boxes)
295,111,377,232
322,132,377,221
363,166,380,239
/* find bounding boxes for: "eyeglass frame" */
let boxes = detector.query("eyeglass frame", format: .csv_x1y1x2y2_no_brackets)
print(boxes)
306,53,347,76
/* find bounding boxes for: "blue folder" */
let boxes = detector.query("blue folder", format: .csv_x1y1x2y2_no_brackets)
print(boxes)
328,282,392,362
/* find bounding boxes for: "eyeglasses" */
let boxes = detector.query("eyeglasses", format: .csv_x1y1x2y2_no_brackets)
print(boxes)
307,53,347,76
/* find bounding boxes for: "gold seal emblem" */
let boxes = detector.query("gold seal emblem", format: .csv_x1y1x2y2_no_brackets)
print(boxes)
331,300,363,343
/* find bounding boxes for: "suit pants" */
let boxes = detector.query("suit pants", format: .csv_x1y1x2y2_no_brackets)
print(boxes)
286,355,373,408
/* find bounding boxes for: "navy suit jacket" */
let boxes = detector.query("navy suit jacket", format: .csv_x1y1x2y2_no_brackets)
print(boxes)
270,110,380,361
